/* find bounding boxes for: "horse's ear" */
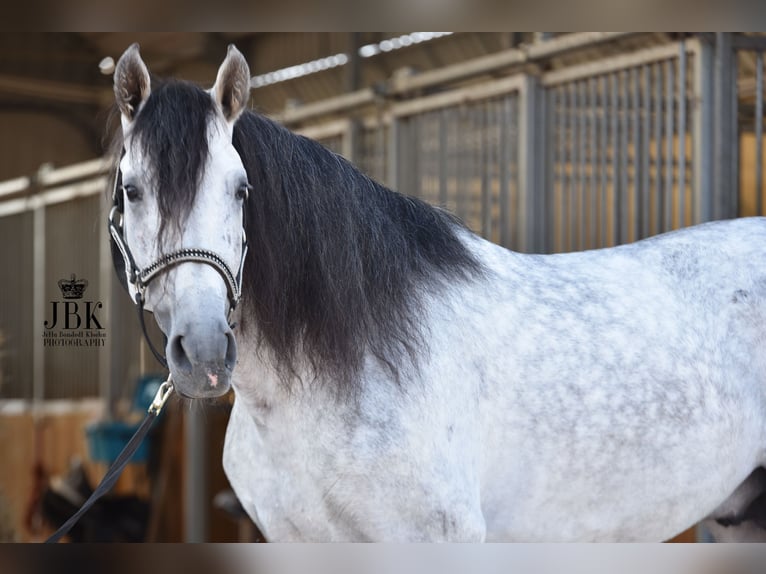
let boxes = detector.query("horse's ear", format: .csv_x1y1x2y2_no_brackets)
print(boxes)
212,45,251,124
113,43,151,123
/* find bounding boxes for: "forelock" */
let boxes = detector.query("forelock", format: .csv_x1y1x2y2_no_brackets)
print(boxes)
129,79,217,240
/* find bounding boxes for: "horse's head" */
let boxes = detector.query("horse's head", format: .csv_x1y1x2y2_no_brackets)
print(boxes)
112,43,251,399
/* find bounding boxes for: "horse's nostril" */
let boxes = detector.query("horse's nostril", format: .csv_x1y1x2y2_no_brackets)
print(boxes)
225,330,237,370
169,335,193,373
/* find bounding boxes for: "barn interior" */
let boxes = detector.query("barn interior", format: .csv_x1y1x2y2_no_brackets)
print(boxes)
0,32,765,542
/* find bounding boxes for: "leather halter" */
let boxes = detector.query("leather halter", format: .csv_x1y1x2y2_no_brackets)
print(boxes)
108,161,249,368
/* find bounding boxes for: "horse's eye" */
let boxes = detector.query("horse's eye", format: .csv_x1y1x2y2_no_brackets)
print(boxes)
122,184,142,202
236,183,252,201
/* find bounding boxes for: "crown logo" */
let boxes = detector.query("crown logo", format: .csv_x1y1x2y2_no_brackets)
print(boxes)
58,274,88,299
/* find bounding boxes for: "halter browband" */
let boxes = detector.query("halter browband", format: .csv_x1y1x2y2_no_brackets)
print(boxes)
108,160,249,368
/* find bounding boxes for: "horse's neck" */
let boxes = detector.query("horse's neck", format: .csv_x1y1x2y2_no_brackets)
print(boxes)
230,329,332,422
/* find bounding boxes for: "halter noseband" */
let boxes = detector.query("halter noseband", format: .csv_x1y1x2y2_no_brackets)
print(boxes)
108,162,249,368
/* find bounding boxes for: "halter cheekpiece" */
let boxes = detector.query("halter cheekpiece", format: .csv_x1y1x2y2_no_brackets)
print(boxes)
108,157,249,368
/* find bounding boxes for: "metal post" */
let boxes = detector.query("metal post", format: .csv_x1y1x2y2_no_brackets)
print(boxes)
731,46,739,218
184,406,209,542
619,70,628,244
539,86,551,252
599,76,607,246
557,87,566,252
641,65,651,239
588,77,597,249
561,84,575,251
757,52,764,215
610,72,619,246
499,98,511,248
713,33,734,220
692,38,713,224
664,60,675,232
654,63,664,233
631,67,640,242
98,190,114,416
519,75,540,252
481,103,491,239
342,118,361,166
578,80,586,250
387,117,399,190
678,43,687,228
32,194,45,409
569,82,582,251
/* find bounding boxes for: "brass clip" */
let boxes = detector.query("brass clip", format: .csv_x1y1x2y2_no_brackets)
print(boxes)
148,377,174,415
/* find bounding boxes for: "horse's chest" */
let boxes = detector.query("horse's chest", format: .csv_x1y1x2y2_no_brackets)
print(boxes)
223,399,345,540
222,388,485,542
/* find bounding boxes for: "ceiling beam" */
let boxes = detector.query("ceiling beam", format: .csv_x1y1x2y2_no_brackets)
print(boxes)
0,74,110,107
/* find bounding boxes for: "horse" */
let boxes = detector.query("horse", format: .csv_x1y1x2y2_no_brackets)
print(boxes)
107,42,766,542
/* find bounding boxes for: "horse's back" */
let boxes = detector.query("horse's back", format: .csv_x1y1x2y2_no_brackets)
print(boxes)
445,217,766,540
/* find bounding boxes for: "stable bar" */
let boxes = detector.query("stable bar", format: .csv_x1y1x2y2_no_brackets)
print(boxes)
534,87,550,253
731,50,739,218
562,84,575,251
557,87,566,252
713,33,733,220
390,75,525,119
600,75,608,247
543,42,686,87
498,100,510,246
588,78,597,250
578,80,587,250
510,97,519,249
611,72,619,246
481,104,492,239
32,196,45,407
757,52,764,215
619,71,629,245
569,82,582,251
439,108,448,208
692,38,713,224
654,63,664,234
641,65,651,239
665,59,675,232
391,32,637,96
518,75,539,252
631,67,640,242
277,88,376,125
98,191,114,416
387,117,399,191
678,43,687,228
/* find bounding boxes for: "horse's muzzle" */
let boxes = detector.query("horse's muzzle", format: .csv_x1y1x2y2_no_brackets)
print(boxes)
167,327,236,398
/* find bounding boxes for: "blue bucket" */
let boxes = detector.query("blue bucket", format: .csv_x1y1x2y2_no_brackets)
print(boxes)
85,375,165,464
86,420,150,463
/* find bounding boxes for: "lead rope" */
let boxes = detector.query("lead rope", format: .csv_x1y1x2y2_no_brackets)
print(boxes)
45,378,174,543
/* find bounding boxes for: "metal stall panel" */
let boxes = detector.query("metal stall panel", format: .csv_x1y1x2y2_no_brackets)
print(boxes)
542,41,701,253
43,195,102,399
358,121,389,185
0,211,34,399
733,35,766,217
390,76,524,250
0,177,150,403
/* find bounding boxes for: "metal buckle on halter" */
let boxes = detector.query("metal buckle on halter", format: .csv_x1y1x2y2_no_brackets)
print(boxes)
108,205,123,228
148,378,174,415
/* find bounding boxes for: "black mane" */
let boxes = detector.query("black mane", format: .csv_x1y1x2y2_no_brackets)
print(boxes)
234,112,483,392
112,80,484,394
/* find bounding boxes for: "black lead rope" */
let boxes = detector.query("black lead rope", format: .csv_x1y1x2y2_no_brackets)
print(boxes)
45,379,174,543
